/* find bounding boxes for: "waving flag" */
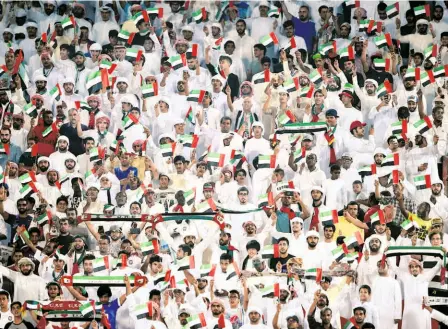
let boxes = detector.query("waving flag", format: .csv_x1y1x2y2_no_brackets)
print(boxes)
259,32,279,47
61,16,76,29
122,113,139,130
125,48,143,63
413,175,432,190
142,83,158,98
413,4,430,17
187,90,206,103
268,8,281,18
386,3,399,18
374,33,392,48
421,70,435,87
338,46,355,60
318,41,336,55
413,116,433,135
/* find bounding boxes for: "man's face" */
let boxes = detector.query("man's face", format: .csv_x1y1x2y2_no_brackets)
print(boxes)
311,190,322,202
38,160,49,172
285,25,294,38
378,9,387,20
374,153,384,165
369,238,381,252
249,311,260,324
299,7,309,20
220,119,231,133
344,61,354,73
5,53,15,66
0,130,10,144
341,26,350,37
211,27,221,37
238,191,248,204
187,58,197,70
324,227,334,240
44,3,55,15
375,223,386,234
417,24,428,34
259,5,268,16
307,236,319,248
432,183,443,196
59,221,70,234
74,238,84,250
12,251,23,264
354,310,365,324
236,22,245,35
99,239,109,253
58,140,68,151
43,112,54,125
219,233,229,246
0,294,9,309
330,168,341,180
47,171,58,183
101,10,111,21
179,313,189,326
325,116,337,126
365,83,376,95
321,309,332,324
211,303,222,316
224,42,235,55
407,101,417,112
174,160,185,174
26,26,37,38
434,7,444,20
20,264,33,275
347,204,358,218
47,285,60,298
430,234,442,246
177,81,185,92
279,240,288,253
159,176,169,188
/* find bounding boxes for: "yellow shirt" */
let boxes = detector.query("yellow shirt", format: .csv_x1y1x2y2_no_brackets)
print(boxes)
334,216,365,241
409,213,432,240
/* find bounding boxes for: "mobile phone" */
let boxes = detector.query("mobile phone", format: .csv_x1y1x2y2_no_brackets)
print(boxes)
98,226,104,234
130,228,141,235
329,7,334,13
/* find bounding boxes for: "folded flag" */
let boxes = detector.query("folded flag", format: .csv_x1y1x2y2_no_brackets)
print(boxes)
187,90,206,103
421,70,436,87
433,65,448,79
212,37,223,50
122,113,139,130
160,143,176,158
381,153,399,167
153,270,170,286
118,29,135,44
376,80,392,98
283,77,299,93
318,41,336,55
386,3,399,18
358,164,377,176
319,210,339,226
371,209,386,225
257,192,274,208
125,48,143,63
142,83,158,98
140,240,160,256
185,106,195,125
61,16,76,29
93,256,110,273
258,155,276,169
373,58,391,71
268,8,281,18
309,69,323,85
86,70,102,95
414,4,430,17
344,232,364,249
42,122,59,137
413,116,433,135
89,147,102,163
262,244,279,259
48,84,62,103
177,256,195,271
284,37,297,53
259,32,279,47
338,46,355,60
19,171,36,184
374,33,392,48
275,122,327,134
229,150,246,169
413,175,431,190
187,314,207,329
207,152,225,167
366,20,382,34
253,69,271,84
305,268,323,283
346,252,359,263
299,86,315,98
332,246,346,262
199,264,217,278
183,189,196,206
23,102,37,118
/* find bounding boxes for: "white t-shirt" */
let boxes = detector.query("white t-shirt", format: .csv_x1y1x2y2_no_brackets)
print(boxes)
0,310,14,329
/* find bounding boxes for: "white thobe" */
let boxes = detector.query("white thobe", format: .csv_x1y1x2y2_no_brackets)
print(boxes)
372,276,402,329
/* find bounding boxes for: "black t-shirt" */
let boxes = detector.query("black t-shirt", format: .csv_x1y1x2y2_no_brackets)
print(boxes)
4,320,35,329
59,123,89,156
269,254,295,272
365,67,393,86
54,234,75,255
5,215,33,244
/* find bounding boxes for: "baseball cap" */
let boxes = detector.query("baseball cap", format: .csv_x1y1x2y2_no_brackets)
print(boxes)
349,120,366,131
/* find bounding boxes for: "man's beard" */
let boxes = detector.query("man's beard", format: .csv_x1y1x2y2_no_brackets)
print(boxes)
39,165,49,172
327,84,339,92
13,122,21,129
307,242,317,248
370,245,380,252
366,89,375,95
404,84,414,91
59,146,67,152
21,269,32,276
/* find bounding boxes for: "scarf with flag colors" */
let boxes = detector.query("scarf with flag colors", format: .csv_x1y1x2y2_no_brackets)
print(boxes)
275,122,327,134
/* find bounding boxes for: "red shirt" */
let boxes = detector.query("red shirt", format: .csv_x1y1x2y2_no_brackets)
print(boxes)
32,124,58,156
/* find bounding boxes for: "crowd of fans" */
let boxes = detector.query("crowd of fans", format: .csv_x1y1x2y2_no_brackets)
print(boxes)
0,0,448,329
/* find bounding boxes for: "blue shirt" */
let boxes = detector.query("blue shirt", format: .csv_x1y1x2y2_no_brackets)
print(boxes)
114,166,138,190
291,16,316,53
0,143,22,169
276,210,301,233
103,299,120,329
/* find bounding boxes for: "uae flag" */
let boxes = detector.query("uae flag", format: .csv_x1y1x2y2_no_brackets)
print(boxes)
284,77,299,93
421,70,435,87
345,0,360,8
20,182,38,198
424,44,438,59
187,90,206,102
99,60,117,74
366,20,382,34
187,314,207,329
385,246,445,259
180,134,199,148
374,33,392,48
229,150,246,168
48,84,62,103
358,19,369,32
253,69,271,84
376,80,392,98
309,69,323,85
125,48,143,63
183,188,196,206
132,11,149,26
346,252,359,263
36,210,52,226
259,32,279,47
191,7,207,22
268,8,281,18
207,152,225,167
343,317,358,329
319,210,339,226
414,175,431,190
212,37,223,50
93,256,110,273
185,106,195,125
118,29,135,44
177,256,195,271
161,143,176,158
401,219,414,231
186,44,198,58
131,302,155,320
262,244,279,259
146,8,164,18
404,67,421,81
42,122,59,137
23,102,37,117
142,83,158,98
433,65,448,79
337,46,355,60
258,155,276,169
344,232,364,249
19,172,37,184
414,4,430,17
278,111,295,125
257,192,274,208
386,3,399,18
293,147,306,163
305,268,323,283
79,301,103,317
86,71,102,94
61,16,75,29
75,101,91,110
381,153,399,167
413,116,433,135
199,264,217,278
299,86,315,98
284,37,297,53
318,41,336,55
358,164,377,176
140,240,160,256
332,246,346,262
371,209,386,225
391,120,407,137
122,113,139,130
373,58,391,71
276,122,327,134
195,198,217,212
153,270,170,286
215,3,228,22
259,283,280,298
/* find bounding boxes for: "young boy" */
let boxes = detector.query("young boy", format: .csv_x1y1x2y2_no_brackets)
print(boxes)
0,290,13,329
4,301,34,329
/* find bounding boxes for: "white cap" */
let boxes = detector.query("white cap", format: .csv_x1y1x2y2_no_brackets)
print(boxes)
251,121,264,131
306,230,320,239
291,217,303,225
63,77,75,85
181,26,194,33
15,9,27,17
90,43,102,51
26,22,38,29
35,75,47,82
